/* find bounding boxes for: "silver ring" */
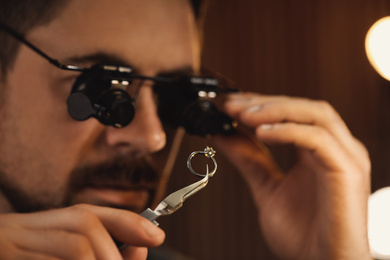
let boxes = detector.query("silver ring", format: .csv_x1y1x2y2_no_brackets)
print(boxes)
187,146,217,177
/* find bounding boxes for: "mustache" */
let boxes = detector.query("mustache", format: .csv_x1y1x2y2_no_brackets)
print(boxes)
67,155,159,192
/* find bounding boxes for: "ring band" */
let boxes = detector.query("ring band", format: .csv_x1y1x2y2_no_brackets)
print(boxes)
187,146,217,177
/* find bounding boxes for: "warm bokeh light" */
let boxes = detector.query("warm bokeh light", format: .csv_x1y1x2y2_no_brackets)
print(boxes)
368,187,390,259
366,17,390,81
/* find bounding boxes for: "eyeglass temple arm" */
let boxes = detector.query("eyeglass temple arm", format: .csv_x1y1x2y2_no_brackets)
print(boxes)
0,23,238,90
0,23,85,72
0,24,176,83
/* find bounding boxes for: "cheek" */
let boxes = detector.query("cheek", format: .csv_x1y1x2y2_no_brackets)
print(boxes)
9,73,64,147
0,98,65,201
0,49,107,203
0,78,62,177
0,77,104,202
3,64,93,180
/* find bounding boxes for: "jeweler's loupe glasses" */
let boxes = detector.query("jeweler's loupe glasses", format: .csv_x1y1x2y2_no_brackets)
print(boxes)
0,24,238,136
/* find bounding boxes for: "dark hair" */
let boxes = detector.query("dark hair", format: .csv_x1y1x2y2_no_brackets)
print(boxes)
0,0,68,77
0,0,205,78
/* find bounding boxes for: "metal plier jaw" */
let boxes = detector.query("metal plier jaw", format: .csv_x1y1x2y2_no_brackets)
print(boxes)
141,167,210,225
140,147,217,226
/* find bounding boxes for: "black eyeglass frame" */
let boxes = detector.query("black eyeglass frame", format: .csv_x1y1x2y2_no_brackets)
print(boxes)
0,23,238,135
0,23,176,81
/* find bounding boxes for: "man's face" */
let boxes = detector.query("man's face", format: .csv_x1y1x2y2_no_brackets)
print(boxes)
0,0,200,213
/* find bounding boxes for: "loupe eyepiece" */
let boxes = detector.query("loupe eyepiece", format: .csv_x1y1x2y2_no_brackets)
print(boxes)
154,75,237,137
94,89,135,128
182,99,236,136
66,63,237,136
67,64,136,128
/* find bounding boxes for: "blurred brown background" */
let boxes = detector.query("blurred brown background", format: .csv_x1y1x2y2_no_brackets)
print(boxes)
159,0,390,259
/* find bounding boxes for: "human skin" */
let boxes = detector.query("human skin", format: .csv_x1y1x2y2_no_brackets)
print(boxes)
213,94,372,259
0,0,372,259
0,0,199,258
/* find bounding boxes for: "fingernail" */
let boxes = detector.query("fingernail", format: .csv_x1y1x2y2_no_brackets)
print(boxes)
260,124,274,130
245,105,262,113
141,219,164,238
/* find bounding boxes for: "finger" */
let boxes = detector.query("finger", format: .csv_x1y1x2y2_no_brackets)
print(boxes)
74,204,165,247
16,254,62,260
230,95,350,140
225,93,370,172
121,246,148,260
2,210,112,260
3,226,95,260
255,122,360,172
4,205,164,259
7,252,62,260
11,204,165,247
223,92,288,118
0,241,62,260
240,99,361,156
226,93,349,143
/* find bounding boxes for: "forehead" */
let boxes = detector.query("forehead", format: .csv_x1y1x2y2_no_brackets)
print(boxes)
27,0,199,75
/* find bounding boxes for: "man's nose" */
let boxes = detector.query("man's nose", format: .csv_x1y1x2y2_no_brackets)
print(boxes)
104,86,166,153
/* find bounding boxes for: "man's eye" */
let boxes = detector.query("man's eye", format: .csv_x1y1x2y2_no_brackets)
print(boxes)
52,76,80,98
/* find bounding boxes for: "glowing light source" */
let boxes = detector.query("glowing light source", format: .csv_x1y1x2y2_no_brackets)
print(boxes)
368,187,390,259
365,17,390,81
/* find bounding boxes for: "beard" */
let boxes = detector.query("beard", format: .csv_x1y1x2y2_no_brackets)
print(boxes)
0,154,160,213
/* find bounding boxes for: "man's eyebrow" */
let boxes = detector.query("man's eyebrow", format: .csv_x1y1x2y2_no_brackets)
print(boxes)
63,52,132,68
63,52,195,77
